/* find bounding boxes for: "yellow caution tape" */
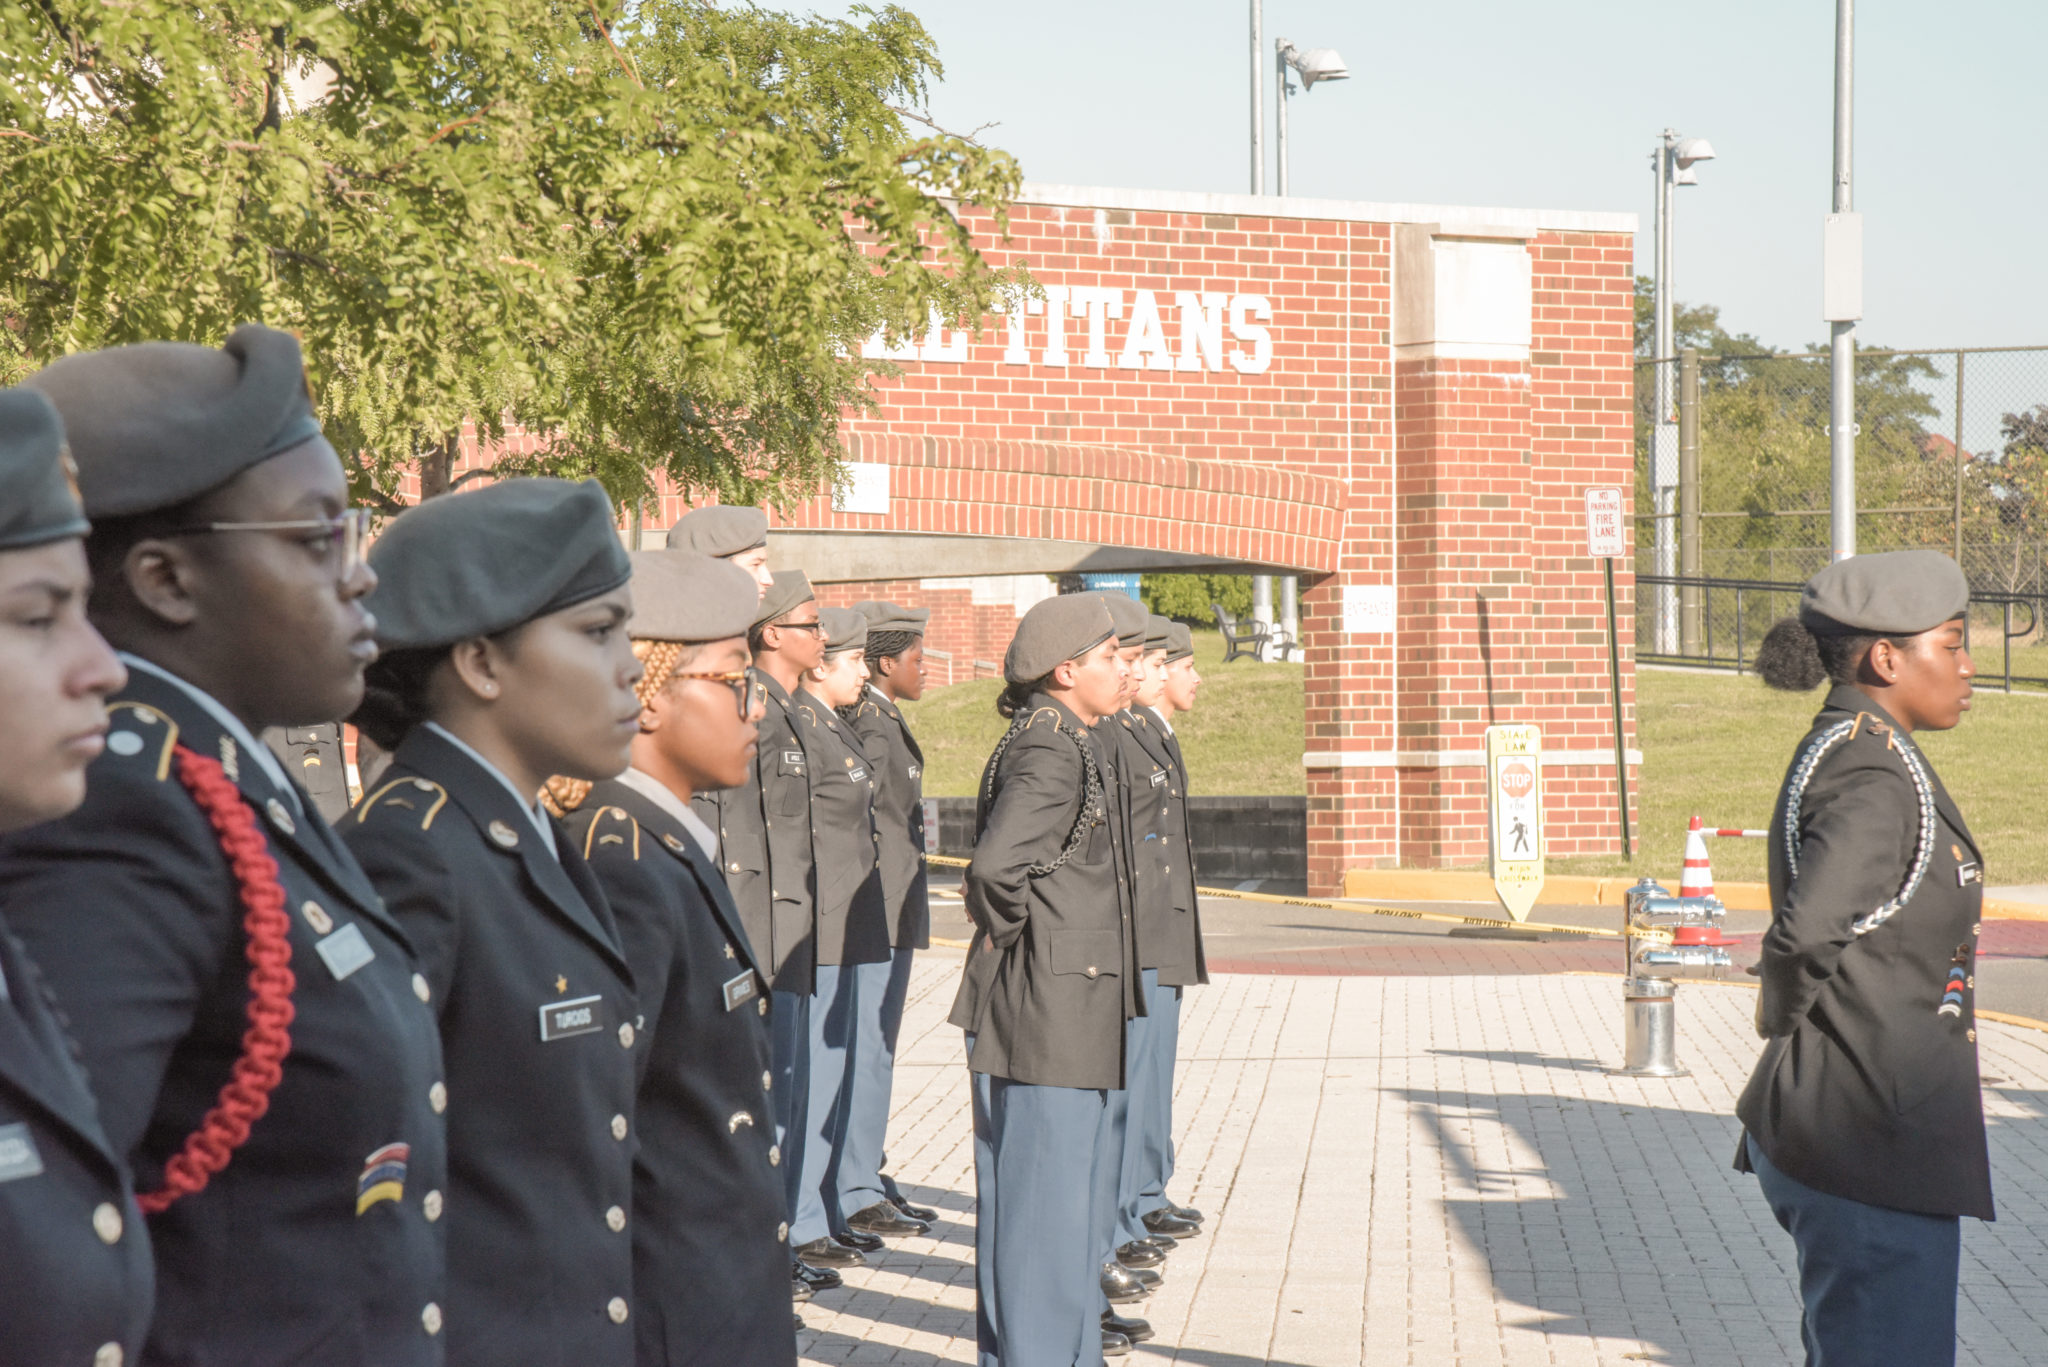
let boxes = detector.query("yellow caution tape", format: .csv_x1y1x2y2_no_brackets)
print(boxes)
924,853,1623,940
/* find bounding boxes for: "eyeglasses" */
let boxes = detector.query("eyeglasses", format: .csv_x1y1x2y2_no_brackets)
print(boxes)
163,508,371,577
773,620,823,635
673,670,767,719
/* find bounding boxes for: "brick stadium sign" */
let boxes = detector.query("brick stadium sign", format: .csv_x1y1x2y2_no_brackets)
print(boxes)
641,183,1643,892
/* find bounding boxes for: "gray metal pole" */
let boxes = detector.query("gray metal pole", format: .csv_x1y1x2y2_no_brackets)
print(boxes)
1250,0,1264,195
1275,43,1289,196
1954,351,1965,565
1652,134,1677,651
1678,347,1702,653
1829,0,1857,561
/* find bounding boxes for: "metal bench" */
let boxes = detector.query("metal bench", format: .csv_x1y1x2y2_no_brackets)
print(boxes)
1211,603,1270,662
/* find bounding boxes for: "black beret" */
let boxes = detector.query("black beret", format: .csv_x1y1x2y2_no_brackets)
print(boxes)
818,605,868,654
0,389,89,551
1163,622,1194,664
752,570,816,630
1144,613,1173,653
1800,550,1969,636
1005,594,1115,683
626,551,757,643
668,505,768,558
367,478,631,650
25,324,325,518
852,599,929,636
1088,591,1148,648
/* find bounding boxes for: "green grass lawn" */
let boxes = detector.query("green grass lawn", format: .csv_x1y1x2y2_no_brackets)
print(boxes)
902,632,2048,885
899,628,1305,800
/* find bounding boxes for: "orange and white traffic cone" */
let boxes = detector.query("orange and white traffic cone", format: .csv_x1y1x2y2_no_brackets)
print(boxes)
1680,815,1714,900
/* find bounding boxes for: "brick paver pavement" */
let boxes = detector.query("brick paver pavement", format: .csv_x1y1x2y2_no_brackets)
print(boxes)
799,953,2048,1366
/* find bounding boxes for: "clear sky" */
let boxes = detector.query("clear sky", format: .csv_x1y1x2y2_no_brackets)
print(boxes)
818,0,2044,353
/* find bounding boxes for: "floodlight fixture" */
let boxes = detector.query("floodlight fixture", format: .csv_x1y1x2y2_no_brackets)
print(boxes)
1673,137,1717,169
1281,42,1350,90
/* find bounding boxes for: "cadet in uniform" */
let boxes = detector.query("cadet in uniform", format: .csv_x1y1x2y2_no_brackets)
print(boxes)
0,327,450,1364
1133,621,1206,1234
950,593,1140,1366
837,600,939,1236
345,479,642,1367
788,607,893,1263
0,388,152,1367
668,504,774,596
1742,550,1990,1367
555,551,796,1366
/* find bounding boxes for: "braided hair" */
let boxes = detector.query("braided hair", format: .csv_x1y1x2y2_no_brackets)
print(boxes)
865,629,920,667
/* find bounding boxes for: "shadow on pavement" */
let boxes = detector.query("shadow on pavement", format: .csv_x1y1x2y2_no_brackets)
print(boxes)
1428,1047,1614,1075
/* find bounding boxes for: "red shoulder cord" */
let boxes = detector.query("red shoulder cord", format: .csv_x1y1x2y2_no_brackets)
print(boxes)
137,745,297,1215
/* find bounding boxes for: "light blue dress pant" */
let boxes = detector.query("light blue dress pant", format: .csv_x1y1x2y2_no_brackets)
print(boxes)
787,966,859,1245
837,946,915,1219
1118,972,1180,1239
970,1038,1110,1367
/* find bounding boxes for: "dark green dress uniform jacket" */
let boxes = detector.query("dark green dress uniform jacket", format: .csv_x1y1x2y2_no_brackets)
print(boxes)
346,726,638,1367
1735,684,1994,1220
695,673,815,992
849,687,931,951
564,781,795,1367
1147,710,1208,988
0,670,449,1366
793,689,891,969
0,924,153,1367
948,695,1138,1091
1112,710,1202,985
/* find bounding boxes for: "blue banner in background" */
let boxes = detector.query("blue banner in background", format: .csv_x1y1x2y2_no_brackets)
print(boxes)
1080,573,1143,600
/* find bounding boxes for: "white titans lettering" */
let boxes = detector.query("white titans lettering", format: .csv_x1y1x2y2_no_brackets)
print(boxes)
863,289,1272,375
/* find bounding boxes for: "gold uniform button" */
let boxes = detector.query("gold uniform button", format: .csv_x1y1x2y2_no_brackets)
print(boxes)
1973,923,1983,936
777,1221,789,1243
768,1144,781,1167
412,973,432,1003
762,1070,774,1093
1085,966,1099,979
92,1202,123,1245
423,1190,443,1222
607,1297,630,1324
618,1022,636,1049
611,1114,629,1141
94,1345,123,1367
1967,1029,1978,1043
429,1082,448,1114
729,862,742,873
757,998,769,1017
606,1205,626,1232
422,1302,443,1336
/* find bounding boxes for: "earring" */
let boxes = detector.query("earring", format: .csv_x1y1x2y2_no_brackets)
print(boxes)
480,682,498,697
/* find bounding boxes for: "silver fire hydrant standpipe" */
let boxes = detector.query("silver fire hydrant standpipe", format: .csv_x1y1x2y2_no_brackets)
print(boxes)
1611,877,1734,1077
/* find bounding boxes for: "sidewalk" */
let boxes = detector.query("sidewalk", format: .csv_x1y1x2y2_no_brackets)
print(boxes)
799,954,2048,1366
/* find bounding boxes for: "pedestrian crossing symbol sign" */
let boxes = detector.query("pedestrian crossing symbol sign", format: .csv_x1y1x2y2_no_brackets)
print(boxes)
1486,724,1545,921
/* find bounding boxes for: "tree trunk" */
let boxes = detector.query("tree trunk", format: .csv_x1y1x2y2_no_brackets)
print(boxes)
420,431,460,500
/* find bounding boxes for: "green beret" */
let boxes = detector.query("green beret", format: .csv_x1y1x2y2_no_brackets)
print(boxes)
818,605,868,654
25,324,325,518
1143,613,1173,653
668,505,768,558
0,389,89,551
367,478,630,650
1087,591,1148,648
1005,594,1115,683
627,551,757,643
752,570,815,629
852,599,929,636
1800,550,1969,636
1163,622,1194,664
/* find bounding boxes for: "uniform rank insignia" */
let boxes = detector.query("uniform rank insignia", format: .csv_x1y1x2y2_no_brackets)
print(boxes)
539,993,606,1042
314,921,376,981
356,1142,409,1214
723,970,760,1012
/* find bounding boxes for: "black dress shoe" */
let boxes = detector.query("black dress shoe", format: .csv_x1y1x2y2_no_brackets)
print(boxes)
1167,1199,1205,1224
1143,1208,1200,1238
1129,1265,1162,1288
793,1313,805,1333
1103,1329,1132,1357
1142,1233,1177,1253
795,1237,865,1268
846,1200,930,1238
889,1193,940,1223
1102,1310,1156,1344
1116,1239,1165,1269
792,1259,842,1292
1100,1263,1149,1304
791,1275,813,1304
833,1229,884,1254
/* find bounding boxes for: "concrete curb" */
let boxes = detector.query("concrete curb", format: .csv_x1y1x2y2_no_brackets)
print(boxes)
1341,869,2048,922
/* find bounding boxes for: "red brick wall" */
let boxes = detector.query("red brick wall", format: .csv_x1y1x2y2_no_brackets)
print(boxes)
811,579,1027,686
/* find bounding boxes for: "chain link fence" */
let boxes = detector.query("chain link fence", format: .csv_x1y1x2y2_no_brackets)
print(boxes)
1633,345,2048,682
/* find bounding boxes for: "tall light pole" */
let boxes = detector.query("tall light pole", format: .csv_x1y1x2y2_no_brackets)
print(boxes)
1826,0,1859,561
1250,1,1264,195
1274,40,1350,196
1650,129,1716,653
